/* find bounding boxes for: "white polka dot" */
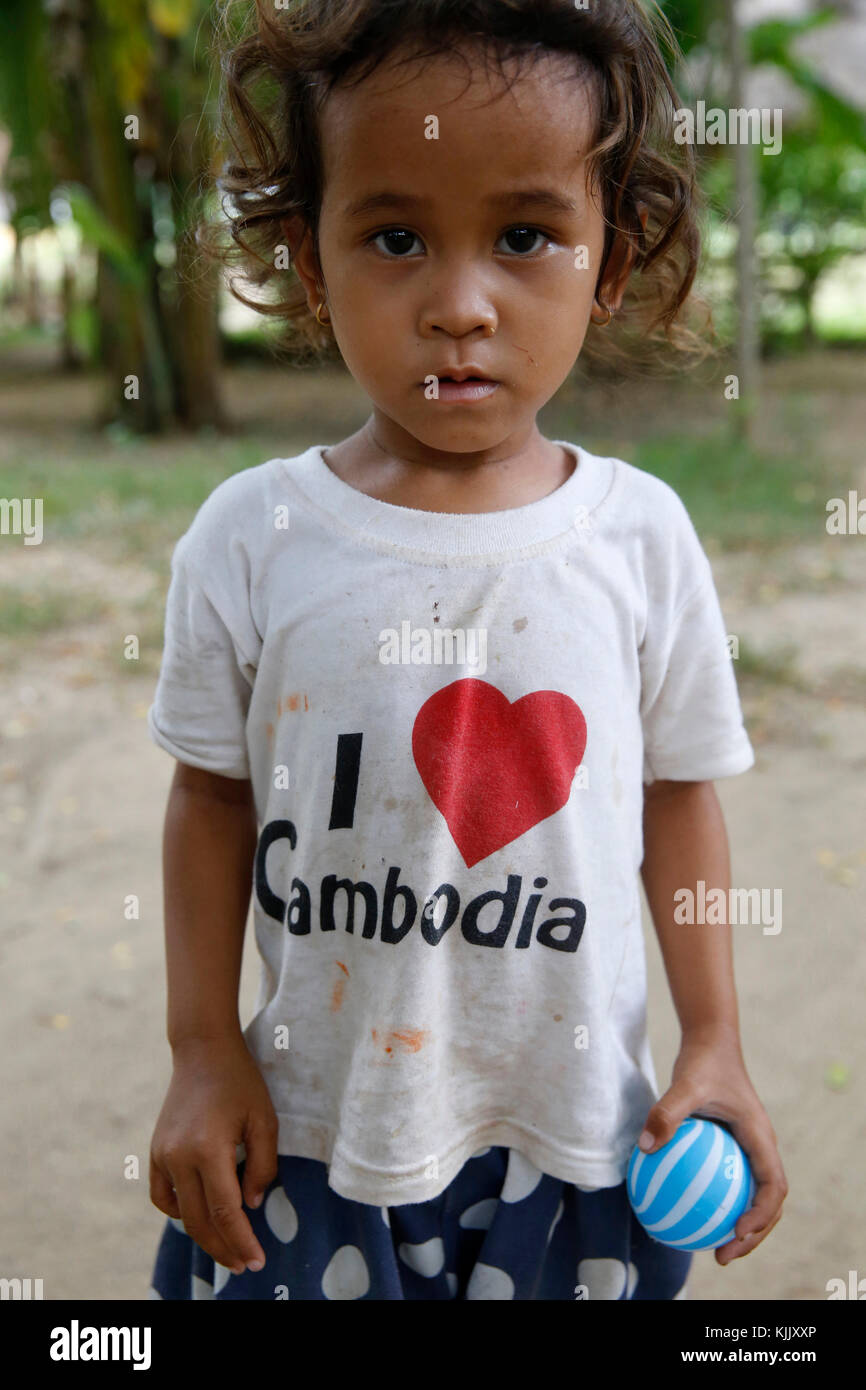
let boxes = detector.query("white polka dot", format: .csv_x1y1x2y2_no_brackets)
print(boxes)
264,1187,298,1243
501,1149,543,1203
148,1287,163,1300
397,1236,445,1278
470,1147,491,1159
465,1262,515,1300
446,1271,459,1298
193,1273,216,1299
380,1206,391,1227
626,1261,639,1299
458,1197,498,1229
212,1262,230,1295
577,1257,627,1300
321,1245,370,1300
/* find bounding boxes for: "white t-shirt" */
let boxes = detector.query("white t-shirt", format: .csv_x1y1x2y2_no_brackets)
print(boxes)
148,440,754,1205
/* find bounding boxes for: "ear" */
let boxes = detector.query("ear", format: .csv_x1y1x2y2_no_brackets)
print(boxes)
595,200,649,314
279,215,325,314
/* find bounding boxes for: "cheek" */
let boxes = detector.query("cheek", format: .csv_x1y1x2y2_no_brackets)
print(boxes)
515,263,595,337
332,263,406,336
333,314,404,391
520,250,599,316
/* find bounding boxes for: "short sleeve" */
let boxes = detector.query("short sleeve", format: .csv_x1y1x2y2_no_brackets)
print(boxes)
147,539,256,779
640,574,754,784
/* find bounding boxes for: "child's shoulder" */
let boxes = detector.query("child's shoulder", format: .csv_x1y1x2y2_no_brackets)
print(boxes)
584,445,712,589
188,454,291,523
598,449,696,529
174,449,316,561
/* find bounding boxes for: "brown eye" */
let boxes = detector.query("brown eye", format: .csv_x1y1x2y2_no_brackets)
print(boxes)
498,227,547,255
369,229,421,256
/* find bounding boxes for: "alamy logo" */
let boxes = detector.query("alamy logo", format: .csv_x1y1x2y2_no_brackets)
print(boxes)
826,1270,866,1299
674,880,782,935
0,1276,43,1299
674,102,782,156
49,1320,152,1371
379,621,487,675
0,497,43,544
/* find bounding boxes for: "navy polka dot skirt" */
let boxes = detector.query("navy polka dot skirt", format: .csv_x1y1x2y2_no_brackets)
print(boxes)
150,1146,692,1301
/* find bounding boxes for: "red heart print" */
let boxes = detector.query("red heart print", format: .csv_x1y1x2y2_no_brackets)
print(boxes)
412,678,587,868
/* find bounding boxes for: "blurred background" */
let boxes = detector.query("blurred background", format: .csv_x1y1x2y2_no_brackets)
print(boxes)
0,0,863,1301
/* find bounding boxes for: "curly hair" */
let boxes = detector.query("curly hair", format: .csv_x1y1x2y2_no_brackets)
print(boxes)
200,0,708,368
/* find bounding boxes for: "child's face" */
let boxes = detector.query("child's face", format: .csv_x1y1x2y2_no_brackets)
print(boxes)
289,45,634,458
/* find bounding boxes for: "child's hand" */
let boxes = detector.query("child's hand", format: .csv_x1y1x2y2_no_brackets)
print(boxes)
636,1030,788,1267
149,1035,280,1275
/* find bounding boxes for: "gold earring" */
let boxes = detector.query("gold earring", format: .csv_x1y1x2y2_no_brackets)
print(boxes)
593,302,613,328
315,300,330,326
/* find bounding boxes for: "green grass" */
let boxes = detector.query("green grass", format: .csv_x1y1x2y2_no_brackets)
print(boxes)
0,446,249,517
0,585,111,637
0,426,843,562
631,430,833,550
0,440,271,566
734,638,805,688
0,378,854,567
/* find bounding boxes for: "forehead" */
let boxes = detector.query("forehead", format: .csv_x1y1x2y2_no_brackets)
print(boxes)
317,45,599,203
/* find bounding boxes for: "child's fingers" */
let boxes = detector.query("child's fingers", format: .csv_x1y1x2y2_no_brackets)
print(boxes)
716,1204,783,1266
715,1111,788,1265
200,1148,268,1272
637,1079,697,1150
731,1113,788,1237
240,1112,280,1210
735,1167,788,1242
149,1152,181,1220
173,1169,248,1275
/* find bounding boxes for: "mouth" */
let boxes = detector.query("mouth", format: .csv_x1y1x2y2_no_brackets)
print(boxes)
424,369,500,403
435,367,497,384
432,378,499,403
439,376,496,385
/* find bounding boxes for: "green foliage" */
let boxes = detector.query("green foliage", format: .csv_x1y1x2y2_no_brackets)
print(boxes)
60,184,145,286
749,12,866,148
148,0,199,39
673,6,866,346
660,0,720,57
0,1,57,228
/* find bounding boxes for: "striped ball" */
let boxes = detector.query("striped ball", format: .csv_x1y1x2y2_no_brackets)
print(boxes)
627,1117,756,1252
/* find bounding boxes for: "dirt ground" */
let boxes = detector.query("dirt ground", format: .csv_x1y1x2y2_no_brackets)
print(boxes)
0,363,864,1302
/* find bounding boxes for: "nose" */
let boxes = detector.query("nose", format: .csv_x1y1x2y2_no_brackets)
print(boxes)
418,264,498,339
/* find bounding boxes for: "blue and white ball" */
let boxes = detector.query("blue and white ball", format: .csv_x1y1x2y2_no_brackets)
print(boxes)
627,1117,756,1252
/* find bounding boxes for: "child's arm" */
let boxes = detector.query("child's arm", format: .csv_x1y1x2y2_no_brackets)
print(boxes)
149,762,278,1275
639,778,788,1267
162,762,256,1050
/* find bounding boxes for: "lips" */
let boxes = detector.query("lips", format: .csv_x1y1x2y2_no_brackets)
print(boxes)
433,367,497,383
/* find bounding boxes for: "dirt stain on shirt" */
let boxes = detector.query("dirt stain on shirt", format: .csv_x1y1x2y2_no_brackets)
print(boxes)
276,692,310,719
371,1026,428,1055
330,960,350,1011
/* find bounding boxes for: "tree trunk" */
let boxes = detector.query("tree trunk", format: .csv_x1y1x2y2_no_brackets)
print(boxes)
149,28,226,431
78,0,174,432
170,228,226,429
59,257,82,370
24,248,41,326
5,228,23,311
727,0,760,442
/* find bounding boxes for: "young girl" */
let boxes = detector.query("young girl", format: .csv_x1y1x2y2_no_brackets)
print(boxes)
147,0,787,1300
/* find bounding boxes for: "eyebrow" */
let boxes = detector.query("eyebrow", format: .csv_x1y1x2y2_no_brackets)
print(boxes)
343,188,579,219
